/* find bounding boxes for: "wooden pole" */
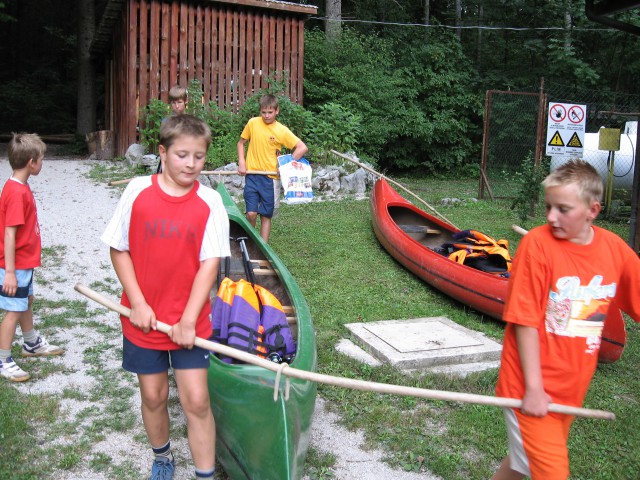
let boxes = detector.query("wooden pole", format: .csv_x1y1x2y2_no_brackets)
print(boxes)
512,224,529,236
108,170,278,186
330,150,460,229
74,283,615,420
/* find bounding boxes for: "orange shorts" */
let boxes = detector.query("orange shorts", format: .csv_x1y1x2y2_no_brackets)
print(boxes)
503,408,575,480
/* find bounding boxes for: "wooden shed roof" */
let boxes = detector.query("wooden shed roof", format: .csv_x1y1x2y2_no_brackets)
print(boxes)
90,0,317,56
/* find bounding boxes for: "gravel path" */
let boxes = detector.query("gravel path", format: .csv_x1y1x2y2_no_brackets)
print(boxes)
1,150,438,480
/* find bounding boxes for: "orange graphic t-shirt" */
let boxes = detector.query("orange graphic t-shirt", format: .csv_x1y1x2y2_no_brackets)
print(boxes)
496,225,640,409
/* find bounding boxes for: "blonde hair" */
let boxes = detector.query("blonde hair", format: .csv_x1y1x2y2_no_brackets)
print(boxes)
168,86,188,102
259,94,278,109
159,114,211,151
8,133,46,170
542,159,603,204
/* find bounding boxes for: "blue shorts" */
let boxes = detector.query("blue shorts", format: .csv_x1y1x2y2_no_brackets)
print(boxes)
122,336,211,374
0,269,34,312
244,175,280,217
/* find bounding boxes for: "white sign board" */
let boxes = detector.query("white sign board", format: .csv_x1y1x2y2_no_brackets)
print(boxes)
546,102,586,157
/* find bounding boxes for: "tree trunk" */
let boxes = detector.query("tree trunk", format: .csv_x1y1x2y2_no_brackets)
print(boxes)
424,0,430,39
456,0,462,40
326,0,341,42
564,0,573,50
476,3,483,69
76,0,95,136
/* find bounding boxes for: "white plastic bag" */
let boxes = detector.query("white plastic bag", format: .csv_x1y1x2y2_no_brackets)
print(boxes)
277,154,313,204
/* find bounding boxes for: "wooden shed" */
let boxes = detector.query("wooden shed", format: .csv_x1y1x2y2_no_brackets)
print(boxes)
92,0,318,156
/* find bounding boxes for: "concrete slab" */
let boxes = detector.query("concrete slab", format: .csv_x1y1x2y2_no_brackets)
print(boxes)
335,339,383,367
345,317,502,371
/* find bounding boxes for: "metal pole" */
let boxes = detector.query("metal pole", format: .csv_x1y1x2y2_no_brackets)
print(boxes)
631,115,640,251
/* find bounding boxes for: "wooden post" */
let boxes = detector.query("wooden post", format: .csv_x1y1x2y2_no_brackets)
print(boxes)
95,130,114,159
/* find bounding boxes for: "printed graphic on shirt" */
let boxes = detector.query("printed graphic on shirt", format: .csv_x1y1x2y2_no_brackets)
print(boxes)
545,275,616,353
144,219,199,244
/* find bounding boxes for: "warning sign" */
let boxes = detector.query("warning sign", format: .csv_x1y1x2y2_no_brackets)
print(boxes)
568,106,584,124
548,131,564,147
567,132,583,148
546,102,586,157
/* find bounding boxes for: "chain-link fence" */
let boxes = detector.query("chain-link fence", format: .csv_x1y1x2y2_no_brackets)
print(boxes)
479,80,640,206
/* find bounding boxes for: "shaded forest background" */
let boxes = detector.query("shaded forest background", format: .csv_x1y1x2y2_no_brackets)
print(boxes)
0,0,638,173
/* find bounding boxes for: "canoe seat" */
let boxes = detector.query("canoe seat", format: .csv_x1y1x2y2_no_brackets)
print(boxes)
222,258,277,277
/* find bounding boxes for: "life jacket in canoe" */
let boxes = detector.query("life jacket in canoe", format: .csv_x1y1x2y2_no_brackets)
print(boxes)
211,277,296,364
437,229,512,276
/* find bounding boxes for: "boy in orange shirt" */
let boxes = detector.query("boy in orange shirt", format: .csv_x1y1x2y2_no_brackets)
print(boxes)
493,159,640,480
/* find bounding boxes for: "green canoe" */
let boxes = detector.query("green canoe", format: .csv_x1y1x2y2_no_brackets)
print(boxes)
208,183,317,480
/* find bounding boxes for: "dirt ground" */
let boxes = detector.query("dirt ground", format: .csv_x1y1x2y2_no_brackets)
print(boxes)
0,144,440,479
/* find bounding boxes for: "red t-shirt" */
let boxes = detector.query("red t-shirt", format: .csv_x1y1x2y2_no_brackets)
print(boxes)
101,176,230,349
496,225,640,408
0,178,41,269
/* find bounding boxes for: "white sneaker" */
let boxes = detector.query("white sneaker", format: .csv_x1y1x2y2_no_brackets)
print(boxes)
0,356,30,382
21,335,64,357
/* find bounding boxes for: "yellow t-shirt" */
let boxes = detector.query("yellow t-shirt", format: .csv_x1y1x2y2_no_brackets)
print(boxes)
241,117,301,173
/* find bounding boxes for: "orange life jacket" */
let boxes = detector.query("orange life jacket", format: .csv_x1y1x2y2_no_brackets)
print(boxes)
442,229,512,275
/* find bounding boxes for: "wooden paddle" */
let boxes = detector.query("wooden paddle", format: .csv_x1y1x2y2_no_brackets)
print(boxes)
330,150,460,229
108,170,278,186
74,283,616,420
398,224,442,235
512,224,529,235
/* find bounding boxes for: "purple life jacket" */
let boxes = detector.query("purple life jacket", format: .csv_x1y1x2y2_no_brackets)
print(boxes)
254,283,296,357
211,278,296,364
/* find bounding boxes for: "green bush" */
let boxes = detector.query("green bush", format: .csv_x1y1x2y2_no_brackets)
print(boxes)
303,27,483,174
139,99,170,155
511,153,550,226
139,75,364,170
305,102,362,164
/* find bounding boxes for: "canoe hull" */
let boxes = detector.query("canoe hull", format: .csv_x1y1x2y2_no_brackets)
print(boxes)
371,177,507,319
370,178,626,363
208,183,317,479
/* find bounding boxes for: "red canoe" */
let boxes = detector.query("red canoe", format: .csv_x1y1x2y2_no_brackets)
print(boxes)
370,177,626,363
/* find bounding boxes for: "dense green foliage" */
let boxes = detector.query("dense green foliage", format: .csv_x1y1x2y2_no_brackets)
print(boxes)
1,1,640,174
140,78,362,170
265,175,638,480
511,153,551,226
0,1,77,134
304,28,482,173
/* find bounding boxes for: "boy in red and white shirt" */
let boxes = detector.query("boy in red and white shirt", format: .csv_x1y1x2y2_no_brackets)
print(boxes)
102,114,230,480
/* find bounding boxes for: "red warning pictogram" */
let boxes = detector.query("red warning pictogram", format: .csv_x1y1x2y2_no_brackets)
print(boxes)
568,106,585,124
549,104,566,123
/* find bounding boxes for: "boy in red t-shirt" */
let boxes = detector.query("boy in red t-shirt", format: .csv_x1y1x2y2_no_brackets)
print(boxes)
102,114,230,480
0,133,63,383
492,159,640,480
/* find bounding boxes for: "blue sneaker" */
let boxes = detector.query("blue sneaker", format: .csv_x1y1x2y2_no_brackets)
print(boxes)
150,457,174,480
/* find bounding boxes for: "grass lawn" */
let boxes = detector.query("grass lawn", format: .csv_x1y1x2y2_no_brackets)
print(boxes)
1,166,637,479
267,175,639,479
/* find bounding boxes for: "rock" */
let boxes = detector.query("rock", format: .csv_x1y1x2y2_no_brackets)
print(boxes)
312,167,342,195
141,154,160,170
125,144,147,167
204,162,375,200
340,168,370,196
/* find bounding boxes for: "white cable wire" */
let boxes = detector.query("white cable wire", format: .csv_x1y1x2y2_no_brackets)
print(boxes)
311,16,616,32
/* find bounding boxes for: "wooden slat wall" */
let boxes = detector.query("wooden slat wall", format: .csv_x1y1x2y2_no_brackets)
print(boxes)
107,0,310,156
